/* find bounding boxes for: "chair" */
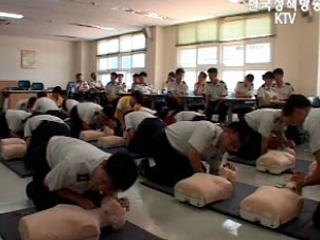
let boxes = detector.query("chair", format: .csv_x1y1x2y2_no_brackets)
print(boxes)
308,97,320,108
66,82,77,99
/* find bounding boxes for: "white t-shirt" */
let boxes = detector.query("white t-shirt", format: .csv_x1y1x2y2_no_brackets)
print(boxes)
174,111,204,122
5,110,31,132
303,108,320,154
15,99,29,111
32,97,59,113
125,111,156,131
65,99,79,114
245,109,283,138
76,102,103,125
165,121,224,170
24,115,66,138
139,107,156,115
45,136,111,193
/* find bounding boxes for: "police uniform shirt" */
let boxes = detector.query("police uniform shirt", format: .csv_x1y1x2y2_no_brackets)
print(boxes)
235,81,254,97
303,108,320,154
32,97,59,113
245,109,283,138
124,111,156,132
90,80,104,89
167,81,189,95
174,111,204,122
204,80,228,101
275,82,294,100
45,136,111,193
257,84,278,100
165,121,224,170
24,115,66,138
76,102,103,125
5,110,31,132
194,82,206,95
65,99,79,114
134,84,153,95
105,82,122,99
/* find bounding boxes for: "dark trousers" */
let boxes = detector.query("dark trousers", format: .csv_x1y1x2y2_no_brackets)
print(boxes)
205,100,227,123
128,118,166,156
313,202,320,227
234,120,262,160
70,107,83,138
0,113,9,139
24,121,70,170
46,110,67,120
28,142,102,211
144,131,194,187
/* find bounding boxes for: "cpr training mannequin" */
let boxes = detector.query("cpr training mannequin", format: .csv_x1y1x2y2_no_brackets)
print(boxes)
79,127,114,142
256,148,296,174
240,181,303,229
174,166,236,207
1,138,27,160
19,197,126,240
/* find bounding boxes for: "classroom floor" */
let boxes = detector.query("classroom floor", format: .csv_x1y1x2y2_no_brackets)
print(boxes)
0,143,319,240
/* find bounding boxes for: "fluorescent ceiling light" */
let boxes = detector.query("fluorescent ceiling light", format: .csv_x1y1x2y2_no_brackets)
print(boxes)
92,25,115,31
0,11,24,19
111,6,169,20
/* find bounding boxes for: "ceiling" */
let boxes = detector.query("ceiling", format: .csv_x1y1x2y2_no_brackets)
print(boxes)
0,0,250,41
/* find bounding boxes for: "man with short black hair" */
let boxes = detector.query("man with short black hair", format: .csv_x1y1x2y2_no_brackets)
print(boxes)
117,73,126,92
204,68,228,123
257,71,281,107
235,74,254,98
273,68,294,100
28,136,138,211
106,72,122,102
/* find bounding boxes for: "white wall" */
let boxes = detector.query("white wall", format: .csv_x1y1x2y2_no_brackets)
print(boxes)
0,35,76,88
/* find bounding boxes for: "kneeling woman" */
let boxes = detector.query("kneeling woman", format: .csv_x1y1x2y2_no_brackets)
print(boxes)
140,121,246,187
235,108,294,160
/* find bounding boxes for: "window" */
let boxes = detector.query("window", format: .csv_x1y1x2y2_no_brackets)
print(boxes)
184,71,197,90
246,43,271,63
97,32,147,87
245,70,267,90
222,71,244,92
198,47,217,65
222,45,244,67
179,49,197,68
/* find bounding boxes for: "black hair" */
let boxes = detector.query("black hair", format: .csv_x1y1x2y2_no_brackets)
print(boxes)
132,90,144,104
111,72,118,78
91,72,96,78
118,73,124,77
76,73,82,78
227,121,248,144
27,97,37,109
208,68,218,74
133,73,140,78
37,92,47,98
104,152,138,191
175,68,185,75
168,72,176,78
140,72,147,77
273,68,284,76
52,86,62,94
199,71,207,79
245,74,254,83
282,94,311,116
102,104,116,119
62,99,67,112
263,71,274,80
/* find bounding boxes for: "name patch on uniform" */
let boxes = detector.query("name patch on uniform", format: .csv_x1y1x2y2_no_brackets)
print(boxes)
77,174,89,182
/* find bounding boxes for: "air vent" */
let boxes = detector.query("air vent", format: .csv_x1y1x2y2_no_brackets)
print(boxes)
46,34,82,40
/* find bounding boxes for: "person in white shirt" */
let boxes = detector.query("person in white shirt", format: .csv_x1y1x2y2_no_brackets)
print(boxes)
138,121,246,186
235,74,254,98
32,92,60,115
0,110,31,139
124,111,156,145
273,68,294,101
194,72,207,96
162,72,176,93
235,109,294,160
130,73,140,92
257,71,283,108
204,68,228,123
90,72,104,92
69,102,109,137
75,73,90,102
105,72,122,102
167,68,189,111
62,99,79,116
281,95,320,227
16,97,37,112
117,73,126,92
174,111,206,122
27,136,138,210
